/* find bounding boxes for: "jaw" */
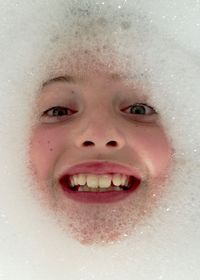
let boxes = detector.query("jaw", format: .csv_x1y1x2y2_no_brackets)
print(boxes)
54,180,153,245
42,172,168,245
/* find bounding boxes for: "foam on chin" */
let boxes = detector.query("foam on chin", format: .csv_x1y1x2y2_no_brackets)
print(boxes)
0,0,199,279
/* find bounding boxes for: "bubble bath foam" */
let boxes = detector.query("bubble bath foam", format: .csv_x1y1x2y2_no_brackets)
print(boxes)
0,1,199,279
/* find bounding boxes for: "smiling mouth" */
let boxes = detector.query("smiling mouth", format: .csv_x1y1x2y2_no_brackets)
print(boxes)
69,173,138,191
59,173,141,203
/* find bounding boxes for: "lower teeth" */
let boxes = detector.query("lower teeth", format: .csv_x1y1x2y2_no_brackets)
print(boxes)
70,185,130,192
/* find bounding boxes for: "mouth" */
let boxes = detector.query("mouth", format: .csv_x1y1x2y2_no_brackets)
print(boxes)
58,162,142,203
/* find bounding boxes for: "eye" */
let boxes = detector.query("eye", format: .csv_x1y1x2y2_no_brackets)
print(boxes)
41,106,77,122
122,103,156,115
43,106,75,117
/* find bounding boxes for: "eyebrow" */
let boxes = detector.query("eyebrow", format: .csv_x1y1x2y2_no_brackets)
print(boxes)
42,73,121,87
42,75,76,87
42,72,147,88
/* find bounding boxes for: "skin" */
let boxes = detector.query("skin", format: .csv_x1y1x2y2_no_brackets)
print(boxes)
29,70,172,245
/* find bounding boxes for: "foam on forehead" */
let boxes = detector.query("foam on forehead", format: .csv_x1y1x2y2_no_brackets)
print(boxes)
0,0,200,279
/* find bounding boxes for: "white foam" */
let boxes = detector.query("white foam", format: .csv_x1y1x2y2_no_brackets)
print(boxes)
0,0,200,279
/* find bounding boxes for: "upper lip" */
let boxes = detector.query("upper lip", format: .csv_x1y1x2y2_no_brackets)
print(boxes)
58,161,142,180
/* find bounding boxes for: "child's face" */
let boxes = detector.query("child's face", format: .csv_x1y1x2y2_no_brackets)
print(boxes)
30,71,172,244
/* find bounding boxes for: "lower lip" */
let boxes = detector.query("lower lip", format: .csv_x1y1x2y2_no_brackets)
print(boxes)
59,177,141,204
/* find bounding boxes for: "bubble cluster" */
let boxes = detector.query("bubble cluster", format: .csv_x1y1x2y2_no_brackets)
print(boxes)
0,0,200,279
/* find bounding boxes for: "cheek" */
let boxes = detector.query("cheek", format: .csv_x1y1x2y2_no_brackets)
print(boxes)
147,132,172,177
29,126,66,180
128,126,172,177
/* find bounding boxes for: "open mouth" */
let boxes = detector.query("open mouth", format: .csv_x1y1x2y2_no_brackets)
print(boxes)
59,173,141,203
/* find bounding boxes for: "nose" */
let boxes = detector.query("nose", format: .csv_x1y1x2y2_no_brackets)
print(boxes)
75,118,126,150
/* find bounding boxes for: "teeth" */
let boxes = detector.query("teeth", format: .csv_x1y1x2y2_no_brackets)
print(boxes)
78,174,87,186
87,174,98,188
69,173,130,189
73,175,79,186
121,174,128,186
112,186,121,191
112,174,121,186
70,176,75,186
98,175,112,188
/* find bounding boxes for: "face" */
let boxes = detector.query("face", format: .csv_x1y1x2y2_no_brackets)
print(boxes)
29,70,172,245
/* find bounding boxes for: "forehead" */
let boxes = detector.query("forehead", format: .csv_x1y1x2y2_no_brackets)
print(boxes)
40,71,150,102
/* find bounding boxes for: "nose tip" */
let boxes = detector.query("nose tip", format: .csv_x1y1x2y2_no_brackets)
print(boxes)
75,117,126,150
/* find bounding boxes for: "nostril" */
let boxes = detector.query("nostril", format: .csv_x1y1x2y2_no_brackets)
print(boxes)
82,141,95,147
81,140,119,147
106,141,118,147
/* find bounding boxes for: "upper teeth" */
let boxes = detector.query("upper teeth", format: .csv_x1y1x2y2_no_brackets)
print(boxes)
70,174,129,189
